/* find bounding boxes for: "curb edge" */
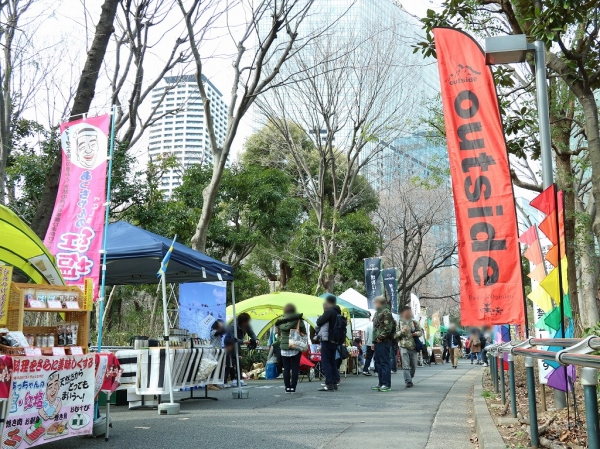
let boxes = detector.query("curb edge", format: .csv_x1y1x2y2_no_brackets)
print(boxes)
473,369,507,449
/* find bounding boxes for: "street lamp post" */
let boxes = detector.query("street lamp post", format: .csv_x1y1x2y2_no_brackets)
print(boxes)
484,35,553,189
485,35,566,409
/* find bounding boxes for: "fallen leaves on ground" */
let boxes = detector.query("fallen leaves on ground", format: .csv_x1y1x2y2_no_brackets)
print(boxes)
481,358,589,449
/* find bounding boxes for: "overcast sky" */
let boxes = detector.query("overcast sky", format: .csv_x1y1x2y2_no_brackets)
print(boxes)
23,0,442,161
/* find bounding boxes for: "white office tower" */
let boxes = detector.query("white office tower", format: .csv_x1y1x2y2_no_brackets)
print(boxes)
148,75,228,197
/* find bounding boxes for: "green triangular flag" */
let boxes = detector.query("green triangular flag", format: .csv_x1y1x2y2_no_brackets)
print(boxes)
544,307,562,331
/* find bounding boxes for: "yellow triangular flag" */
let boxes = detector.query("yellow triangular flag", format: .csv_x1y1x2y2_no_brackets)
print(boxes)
540,267,561,305
527,283,554,312
560,256,568,293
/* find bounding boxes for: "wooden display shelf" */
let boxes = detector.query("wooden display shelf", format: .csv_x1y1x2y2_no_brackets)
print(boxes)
23,307,80,312
6,283,91,353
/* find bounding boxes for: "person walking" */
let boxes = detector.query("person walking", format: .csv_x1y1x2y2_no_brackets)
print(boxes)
481,329,491,367
443,324,463,369
316,294,342,392
371,296,395,392
275,304,307,393
362,320,374,376
468,328,482,365
396,306,423,388
442,335,450,364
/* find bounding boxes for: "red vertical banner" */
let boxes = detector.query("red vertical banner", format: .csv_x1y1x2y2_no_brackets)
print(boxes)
44,115,110,300
433,28,524,326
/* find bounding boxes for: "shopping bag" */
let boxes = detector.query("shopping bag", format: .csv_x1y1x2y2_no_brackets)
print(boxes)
288,320,308,352
265,363,278,380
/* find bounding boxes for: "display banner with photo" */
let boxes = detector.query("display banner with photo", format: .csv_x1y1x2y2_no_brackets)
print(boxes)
382,268,398,314
44,115,110,301
179,282,227,339
3,355,95,448
410,294,421,320
364,258,383,310
433,28,524,326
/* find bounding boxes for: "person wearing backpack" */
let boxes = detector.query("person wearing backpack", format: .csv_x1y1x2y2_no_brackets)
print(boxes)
396,306,423,388
371,296,395,392
316,294,343,392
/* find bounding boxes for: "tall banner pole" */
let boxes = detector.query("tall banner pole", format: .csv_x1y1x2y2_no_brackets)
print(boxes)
98,105,117,352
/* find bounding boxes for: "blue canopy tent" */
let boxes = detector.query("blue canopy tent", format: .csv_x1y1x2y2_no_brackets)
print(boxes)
104,221,234,285
100,222,247,398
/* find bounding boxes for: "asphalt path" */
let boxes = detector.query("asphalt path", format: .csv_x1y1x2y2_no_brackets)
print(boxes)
43,360,479,449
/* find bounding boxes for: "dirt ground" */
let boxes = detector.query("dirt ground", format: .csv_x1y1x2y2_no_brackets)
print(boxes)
481,357,590,448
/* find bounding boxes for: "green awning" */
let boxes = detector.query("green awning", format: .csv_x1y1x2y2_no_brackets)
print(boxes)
0,205,64,285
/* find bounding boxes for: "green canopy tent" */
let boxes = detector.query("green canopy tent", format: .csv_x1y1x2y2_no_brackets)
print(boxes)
0,205,63,285
226,291,355,338
318,293,371,319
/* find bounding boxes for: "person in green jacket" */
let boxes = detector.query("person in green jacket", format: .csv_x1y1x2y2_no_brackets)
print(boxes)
275,304,307,393
371,296,395,392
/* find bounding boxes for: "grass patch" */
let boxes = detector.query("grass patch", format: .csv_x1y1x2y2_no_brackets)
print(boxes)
481,390,495,398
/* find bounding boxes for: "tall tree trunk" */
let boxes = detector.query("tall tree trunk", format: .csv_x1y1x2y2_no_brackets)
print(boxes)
190,150,227,252
576,201,599,328
579,91,600,240
555,151,583,333
31,0,120,239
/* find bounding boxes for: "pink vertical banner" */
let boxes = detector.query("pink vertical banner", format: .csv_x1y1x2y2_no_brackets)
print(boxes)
44,115,110,300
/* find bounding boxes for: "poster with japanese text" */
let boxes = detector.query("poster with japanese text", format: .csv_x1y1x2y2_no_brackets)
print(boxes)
0,265,12,326
43,115,110,301
2,355,95,447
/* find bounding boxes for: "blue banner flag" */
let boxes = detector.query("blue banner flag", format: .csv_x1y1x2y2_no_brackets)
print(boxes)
157,235,177,278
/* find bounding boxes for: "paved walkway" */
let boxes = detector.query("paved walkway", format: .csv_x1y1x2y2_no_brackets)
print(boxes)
44,361,479,449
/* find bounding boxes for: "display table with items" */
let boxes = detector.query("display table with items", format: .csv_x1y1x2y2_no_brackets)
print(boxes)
115,346,226,408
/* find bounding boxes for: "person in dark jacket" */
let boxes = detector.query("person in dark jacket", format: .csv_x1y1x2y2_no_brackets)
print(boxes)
443,324,463,369
225,312,259,387
275,304,307,393
316,294,341,392
371,296,395,392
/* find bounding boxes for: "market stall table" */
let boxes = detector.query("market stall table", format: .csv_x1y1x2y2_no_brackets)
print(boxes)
114,347,226,408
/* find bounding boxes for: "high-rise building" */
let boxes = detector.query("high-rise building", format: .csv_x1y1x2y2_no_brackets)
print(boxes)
148,74,228,196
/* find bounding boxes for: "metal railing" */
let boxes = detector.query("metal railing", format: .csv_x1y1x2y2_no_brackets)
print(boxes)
486,336,600,449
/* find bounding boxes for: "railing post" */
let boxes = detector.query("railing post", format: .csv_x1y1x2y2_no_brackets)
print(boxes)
500,354,506,405
489,353,497,393
582,367,600,449
508,353,517,418
493,354,499,393
525,356,539,449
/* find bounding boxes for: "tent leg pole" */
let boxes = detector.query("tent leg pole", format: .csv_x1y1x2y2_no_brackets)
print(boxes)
157,273,180,415
231,282,246,399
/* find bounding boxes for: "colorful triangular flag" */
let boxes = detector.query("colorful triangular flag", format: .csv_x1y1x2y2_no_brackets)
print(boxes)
545,244,559,267
524,239,544,265
527,284,553,312
540,266,561,305
544,307,562,331
527,263,546,283
539,210,558,246
519,225,537,246
530,184,556,215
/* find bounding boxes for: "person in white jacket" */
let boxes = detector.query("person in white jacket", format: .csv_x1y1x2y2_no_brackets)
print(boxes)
362,321,375,376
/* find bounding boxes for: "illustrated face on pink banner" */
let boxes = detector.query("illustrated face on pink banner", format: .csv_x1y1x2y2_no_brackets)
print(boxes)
44,115,110,299
62,123,106,170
